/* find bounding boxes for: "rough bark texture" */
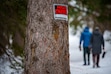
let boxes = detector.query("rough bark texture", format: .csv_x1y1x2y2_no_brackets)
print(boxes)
25,0,70,74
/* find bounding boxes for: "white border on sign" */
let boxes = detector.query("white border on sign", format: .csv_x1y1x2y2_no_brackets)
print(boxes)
53,4,68,21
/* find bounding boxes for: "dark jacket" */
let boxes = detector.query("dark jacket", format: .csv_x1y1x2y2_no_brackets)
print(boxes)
80,27,92,47
91,29,104,54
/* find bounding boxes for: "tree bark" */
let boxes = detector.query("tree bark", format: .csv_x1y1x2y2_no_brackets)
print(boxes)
25,0,70,74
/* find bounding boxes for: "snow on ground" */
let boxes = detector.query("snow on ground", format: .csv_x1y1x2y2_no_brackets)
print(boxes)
0,50,23,74
69,27,111,74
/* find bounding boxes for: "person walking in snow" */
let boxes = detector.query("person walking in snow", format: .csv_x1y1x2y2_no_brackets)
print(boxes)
79,26,92,65
90,27,105,68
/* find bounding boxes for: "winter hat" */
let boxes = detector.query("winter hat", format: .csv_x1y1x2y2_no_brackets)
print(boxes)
95,27,99,31
85,26,89,29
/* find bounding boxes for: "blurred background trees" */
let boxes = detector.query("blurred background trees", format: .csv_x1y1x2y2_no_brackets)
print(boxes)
69,0,111,33
0,0,27,56
0,0,27,72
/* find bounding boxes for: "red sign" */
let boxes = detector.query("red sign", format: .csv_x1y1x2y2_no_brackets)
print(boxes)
55,5,67,15
53,4,68,21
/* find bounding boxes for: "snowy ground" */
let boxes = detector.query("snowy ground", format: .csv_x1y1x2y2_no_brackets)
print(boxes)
0,50,23,74
69,28,111,74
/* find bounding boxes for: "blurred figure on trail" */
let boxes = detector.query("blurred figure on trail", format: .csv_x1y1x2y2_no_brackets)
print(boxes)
79,26,92,65
90,27,105,68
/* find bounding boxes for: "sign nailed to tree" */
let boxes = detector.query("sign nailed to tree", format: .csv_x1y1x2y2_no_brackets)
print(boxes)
53,4,68,21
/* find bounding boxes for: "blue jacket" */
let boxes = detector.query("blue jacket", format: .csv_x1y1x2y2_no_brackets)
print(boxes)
80,27,92,47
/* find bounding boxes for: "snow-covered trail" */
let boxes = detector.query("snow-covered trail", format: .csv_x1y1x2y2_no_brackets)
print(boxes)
69,28,111,74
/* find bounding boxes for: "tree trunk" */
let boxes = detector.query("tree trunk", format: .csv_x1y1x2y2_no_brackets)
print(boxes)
24,0,70,74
